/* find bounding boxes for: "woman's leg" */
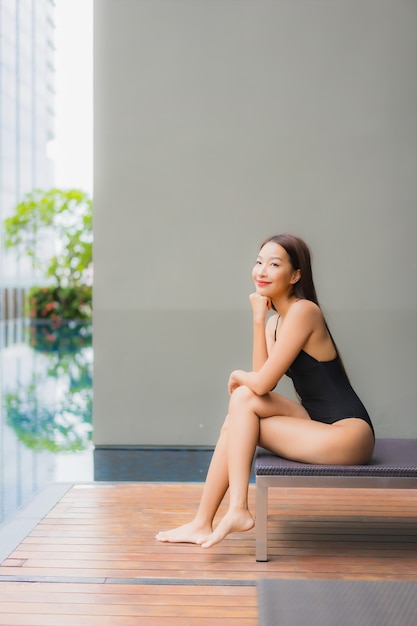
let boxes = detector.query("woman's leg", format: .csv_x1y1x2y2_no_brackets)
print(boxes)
200,386,304,547
201,387,374,548
156,420,230,543
200,386,261,547
158,386,374,547
258,413,375,465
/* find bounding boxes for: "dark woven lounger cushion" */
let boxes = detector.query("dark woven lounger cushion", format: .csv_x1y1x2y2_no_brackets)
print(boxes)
255,438,417,478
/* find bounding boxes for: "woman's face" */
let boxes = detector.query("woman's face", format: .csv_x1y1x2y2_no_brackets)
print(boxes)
252,241,299,300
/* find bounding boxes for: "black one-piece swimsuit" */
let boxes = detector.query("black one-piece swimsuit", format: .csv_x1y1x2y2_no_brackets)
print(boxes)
286,350,375,438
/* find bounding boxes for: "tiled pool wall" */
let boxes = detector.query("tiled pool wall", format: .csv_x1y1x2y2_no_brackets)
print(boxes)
94,446,214,482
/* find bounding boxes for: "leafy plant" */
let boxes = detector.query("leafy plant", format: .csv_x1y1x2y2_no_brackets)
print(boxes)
27,286,92,325
3,188,93,320
4,188,92,287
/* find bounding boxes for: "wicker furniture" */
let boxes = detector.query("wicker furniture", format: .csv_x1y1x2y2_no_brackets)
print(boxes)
254,438,417,561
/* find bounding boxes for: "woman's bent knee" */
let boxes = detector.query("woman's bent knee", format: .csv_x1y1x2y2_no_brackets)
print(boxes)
229,385,256,407
231,385,254,398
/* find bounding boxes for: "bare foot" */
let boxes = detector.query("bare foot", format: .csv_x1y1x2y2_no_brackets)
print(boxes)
156,520,212,544
200,509,254,548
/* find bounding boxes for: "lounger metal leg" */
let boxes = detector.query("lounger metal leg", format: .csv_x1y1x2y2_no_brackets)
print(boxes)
256,478,268,561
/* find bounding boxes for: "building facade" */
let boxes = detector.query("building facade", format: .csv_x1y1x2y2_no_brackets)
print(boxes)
93,0,416,468
0,0,55,319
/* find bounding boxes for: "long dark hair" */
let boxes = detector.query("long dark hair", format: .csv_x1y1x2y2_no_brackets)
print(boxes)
261,233,318,303
261,234,345,367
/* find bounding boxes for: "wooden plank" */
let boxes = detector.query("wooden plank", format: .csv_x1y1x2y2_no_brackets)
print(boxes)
0,602,258,618
0,483,416,626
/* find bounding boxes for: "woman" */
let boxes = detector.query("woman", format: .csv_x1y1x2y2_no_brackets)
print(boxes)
156,234,375,548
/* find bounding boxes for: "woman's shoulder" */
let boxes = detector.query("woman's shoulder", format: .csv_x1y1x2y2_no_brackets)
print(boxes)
292,298,322,317
286,299,324,332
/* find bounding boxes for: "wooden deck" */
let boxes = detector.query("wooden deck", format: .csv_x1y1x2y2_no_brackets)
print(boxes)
0,482,416,625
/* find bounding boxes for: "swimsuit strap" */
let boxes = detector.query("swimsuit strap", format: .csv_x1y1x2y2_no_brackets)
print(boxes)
274,315,280,342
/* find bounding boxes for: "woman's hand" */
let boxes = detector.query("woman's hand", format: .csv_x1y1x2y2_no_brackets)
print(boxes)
228,370,244,395
249,292,271,324
228,369,260,395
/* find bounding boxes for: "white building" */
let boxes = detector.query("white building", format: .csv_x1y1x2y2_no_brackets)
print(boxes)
0,0,55,319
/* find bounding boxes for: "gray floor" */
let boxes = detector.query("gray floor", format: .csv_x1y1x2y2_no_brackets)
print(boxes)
258,579,417,626
0,483,72,563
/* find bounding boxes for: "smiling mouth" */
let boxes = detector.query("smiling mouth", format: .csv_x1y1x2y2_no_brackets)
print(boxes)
256,281,270,287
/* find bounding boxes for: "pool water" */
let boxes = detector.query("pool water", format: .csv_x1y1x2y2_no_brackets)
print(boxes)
0,318,93,527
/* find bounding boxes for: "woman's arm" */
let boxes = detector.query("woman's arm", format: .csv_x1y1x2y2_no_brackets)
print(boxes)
250,293,274,371
229,300,318,395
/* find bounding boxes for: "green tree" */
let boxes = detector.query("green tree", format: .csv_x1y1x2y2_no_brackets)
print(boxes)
3,188,92,321
4,187,92,287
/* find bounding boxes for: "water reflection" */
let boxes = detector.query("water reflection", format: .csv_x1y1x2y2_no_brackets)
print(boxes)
0,319,93,526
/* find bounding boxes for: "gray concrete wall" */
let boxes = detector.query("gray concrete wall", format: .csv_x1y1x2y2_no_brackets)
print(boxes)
93,0,417,446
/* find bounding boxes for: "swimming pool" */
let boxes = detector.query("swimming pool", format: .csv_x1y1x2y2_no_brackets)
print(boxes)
0,318,93,527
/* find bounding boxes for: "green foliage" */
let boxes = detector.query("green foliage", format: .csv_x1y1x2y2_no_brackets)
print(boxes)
27,285,92,324
4,187,92,288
